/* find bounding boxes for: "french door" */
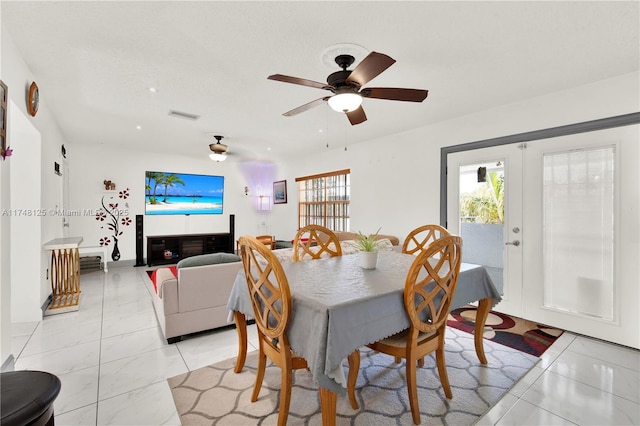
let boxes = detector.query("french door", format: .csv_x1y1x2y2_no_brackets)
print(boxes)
447,125,639,348
447,144,524,318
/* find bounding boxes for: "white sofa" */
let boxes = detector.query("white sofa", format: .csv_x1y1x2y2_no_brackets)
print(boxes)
145,253,243,343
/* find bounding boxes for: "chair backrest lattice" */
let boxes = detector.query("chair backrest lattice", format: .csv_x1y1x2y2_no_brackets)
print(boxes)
404,235,463,334
402,224,450,256
292,224,342,262
239,236,291,340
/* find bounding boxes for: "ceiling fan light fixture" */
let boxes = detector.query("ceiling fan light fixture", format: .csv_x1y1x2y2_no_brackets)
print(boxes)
208,135,228,161
328,93,362,113
209,152,227,162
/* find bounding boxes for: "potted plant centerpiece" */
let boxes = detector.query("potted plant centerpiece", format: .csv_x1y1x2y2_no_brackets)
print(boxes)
355,228,383,269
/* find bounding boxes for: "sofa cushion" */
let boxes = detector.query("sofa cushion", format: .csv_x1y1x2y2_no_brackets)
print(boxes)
275,240,293,249
177,253,241,269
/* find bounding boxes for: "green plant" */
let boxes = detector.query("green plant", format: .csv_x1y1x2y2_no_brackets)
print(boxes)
355,227,382,252
460,171,504,224
162,173,186,202
145,171,164,199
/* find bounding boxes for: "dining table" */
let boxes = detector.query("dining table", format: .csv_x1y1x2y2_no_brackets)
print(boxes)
226,250,501,426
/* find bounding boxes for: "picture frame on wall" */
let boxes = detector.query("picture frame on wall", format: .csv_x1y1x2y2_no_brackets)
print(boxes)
273,180,287,204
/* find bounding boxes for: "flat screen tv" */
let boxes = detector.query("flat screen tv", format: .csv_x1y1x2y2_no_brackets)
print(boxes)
145,171,224,215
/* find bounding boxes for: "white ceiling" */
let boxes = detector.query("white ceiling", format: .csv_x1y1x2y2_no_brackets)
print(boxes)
2,1,638,161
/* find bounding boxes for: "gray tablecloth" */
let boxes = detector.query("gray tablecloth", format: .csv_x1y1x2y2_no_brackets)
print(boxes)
227,250,501,395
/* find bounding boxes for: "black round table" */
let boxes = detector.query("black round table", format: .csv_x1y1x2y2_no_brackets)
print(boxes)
1,370,61,426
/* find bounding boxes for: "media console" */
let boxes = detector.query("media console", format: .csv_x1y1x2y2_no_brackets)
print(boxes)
145,214,235,267
146,233,233,266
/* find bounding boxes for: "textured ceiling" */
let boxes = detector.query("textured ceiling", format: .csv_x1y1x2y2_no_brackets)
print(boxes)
2,1,638,161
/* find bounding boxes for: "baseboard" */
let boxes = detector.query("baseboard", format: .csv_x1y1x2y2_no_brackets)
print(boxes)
107,259,136,268
41,293,53,313
134,259,147,267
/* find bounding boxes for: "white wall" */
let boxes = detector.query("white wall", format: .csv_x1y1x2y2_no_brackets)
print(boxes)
9,100,42,322
67,143,277,261
1,26,69,366
272,72,639,242
67,74,638,256
0,123,11,369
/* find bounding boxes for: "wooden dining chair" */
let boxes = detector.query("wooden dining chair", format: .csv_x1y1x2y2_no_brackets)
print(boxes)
402,224,450,255
292,224,342,262
238,235,307,425
238,235,359,423
399,225,451,365
349,235,463,425
255,234,276,250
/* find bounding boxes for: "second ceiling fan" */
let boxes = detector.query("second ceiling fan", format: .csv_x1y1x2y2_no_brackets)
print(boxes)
268,51,428,125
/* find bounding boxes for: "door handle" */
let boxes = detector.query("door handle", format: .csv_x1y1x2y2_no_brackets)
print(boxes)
505,240,520,247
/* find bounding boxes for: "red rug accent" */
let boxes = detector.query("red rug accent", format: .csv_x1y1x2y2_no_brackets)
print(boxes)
447,305,564,357
147,266,177,293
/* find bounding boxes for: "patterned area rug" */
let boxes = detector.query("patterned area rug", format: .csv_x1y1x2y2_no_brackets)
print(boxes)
447,305,564,357
168,327,538,425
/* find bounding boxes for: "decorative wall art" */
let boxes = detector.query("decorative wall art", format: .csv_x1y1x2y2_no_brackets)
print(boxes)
273,180,287,204
145,171,224,215
27,81,39,117
96,187,131,261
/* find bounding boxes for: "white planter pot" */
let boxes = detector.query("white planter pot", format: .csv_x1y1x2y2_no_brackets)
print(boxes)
359,251,379,269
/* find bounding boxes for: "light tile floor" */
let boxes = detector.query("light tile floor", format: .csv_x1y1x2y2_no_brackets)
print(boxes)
9,265,640,425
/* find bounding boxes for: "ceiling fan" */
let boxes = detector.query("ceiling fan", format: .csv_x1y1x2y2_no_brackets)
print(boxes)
209,135,228,162
268,51,428,125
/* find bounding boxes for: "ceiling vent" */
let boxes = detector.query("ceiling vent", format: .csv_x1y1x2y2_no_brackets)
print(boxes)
168,110,200,120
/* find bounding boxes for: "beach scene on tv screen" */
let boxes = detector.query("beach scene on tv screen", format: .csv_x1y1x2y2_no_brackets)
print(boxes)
145,171,224,215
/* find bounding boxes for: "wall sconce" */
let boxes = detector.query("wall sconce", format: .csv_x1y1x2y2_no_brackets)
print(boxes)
477,167,487,183
258,195,271,211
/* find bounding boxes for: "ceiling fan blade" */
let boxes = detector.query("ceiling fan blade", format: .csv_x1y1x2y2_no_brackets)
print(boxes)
346,106,367,125
268,74,330,90
346,52,396,87
361,87,428,102
283,97,330,117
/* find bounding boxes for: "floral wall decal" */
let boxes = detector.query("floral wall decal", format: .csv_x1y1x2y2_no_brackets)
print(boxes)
1,146,12,160
96,187,131,261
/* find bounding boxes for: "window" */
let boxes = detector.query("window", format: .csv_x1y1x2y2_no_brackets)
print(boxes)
296,169,350,231
542,146,615,319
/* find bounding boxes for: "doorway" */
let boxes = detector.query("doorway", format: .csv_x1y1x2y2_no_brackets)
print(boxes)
442,116,639,348
520,126,637,346
447,144,523,317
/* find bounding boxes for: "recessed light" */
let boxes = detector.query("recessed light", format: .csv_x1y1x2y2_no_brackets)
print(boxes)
148,87,157,93
267,147,272,151
136,125,142,130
